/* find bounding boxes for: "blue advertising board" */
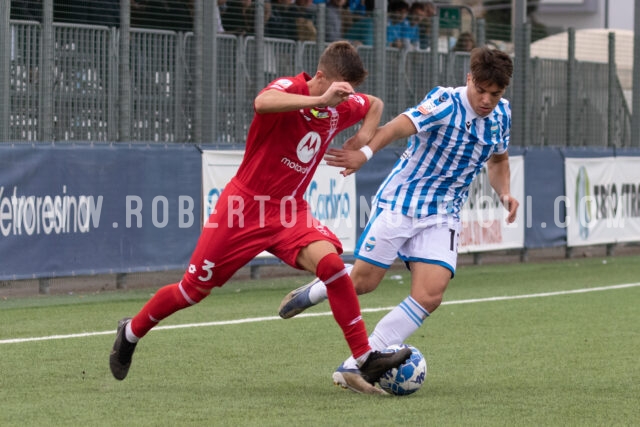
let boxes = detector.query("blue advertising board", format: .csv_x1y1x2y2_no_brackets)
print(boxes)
0,143,202,280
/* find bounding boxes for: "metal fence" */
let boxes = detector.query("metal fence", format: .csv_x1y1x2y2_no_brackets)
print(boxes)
1,5,635,147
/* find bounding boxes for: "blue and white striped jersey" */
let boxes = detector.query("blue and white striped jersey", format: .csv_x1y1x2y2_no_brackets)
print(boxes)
374,86,511,219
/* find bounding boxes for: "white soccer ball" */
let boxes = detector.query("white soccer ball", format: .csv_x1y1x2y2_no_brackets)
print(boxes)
379,344,427,396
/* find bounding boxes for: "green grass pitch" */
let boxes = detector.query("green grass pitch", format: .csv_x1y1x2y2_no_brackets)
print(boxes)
1,255,639,426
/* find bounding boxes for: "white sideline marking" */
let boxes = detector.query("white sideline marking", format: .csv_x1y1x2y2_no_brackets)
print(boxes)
1,282,639,345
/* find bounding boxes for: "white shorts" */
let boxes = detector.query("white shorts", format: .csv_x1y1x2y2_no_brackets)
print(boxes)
355,207,460,275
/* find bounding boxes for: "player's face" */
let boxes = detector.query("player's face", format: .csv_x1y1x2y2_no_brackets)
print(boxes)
466,73,505,117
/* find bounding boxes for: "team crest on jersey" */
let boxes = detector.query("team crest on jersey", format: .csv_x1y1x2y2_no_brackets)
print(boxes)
297,132,322,163
310,108,329,119
364,235,376,252
270,78,293,90
417,99,436,115
490,123,499,137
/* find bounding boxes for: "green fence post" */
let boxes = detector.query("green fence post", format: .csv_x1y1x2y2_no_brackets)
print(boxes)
608,32,616,148
429,13,439,90
202,0,217,144
632,0,640,147
40,0,54,141
373,1,387,100
119,0,131,142
566,28,576,146
0,1,9,141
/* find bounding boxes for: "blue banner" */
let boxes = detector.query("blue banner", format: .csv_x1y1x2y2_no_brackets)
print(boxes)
0,144,202,280
4,143,638,280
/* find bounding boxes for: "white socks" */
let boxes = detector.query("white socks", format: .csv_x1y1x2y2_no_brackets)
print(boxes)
309,265,431,368
344,296,430,370
355,351,372,367
125,322,140,343
368,296,429,351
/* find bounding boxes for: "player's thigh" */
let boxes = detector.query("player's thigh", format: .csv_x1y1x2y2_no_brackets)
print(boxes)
185,222,267,288
270,213,343,272
294,240,339,273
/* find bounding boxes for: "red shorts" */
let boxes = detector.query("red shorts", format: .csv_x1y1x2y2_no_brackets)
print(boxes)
182,178,342,289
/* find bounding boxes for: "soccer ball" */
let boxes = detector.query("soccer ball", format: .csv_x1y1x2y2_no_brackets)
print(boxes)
379,344,427,396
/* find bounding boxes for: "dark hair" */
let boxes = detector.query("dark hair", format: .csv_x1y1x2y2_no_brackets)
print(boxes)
318,41,368,87
388,0,409,13
409,2,426,14
469,46,513,89
453,32,476,52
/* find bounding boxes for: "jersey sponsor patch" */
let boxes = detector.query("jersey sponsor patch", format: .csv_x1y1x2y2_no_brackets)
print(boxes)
296,131,322,163
310,108,329,119
417,99,437,115
350,94,365,105
269,78,294,90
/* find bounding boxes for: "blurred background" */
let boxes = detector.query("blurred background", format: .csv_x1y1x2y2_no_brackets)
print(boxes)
1,0,636,148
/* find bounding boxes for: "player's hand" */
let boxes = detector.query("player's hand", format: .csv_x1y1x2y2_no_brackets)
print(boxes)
342,132,369,151
501,194,519,224
325,147,368,176
320,82,355,107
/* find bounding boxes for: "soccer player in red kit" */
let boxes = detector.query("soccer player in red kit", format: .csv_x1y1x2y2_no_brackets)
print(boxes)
110,41,410,394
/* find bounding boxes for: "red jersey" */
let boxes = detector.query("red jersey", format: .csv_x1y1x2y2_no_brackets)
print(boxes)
234,72,370,200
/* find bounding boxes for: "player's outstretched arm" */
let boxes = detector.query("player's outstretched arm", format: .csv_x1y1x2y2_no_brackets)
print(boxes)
342,95,384,151
254,82,355,114
487,152,519,224
326,114,416,176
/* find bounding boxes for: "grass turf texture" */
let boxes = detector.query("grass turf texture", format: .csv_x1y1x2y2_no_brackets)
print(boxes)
1,255,639,426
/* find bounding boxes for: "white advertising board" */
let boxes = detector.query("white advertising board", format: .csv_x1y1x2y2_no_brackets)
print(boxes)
565,156,640,247
201,150,357,256
202,151,525,256
458,155,526,253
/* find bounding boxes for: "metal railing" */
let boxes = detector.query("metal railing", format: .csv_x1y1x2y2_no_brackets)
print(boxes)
1,13,634,147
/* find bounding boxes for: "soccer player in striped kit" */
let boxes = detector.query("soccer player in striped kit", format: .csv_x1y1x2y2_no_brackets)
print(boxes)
279,46,520,393
109,41,411,393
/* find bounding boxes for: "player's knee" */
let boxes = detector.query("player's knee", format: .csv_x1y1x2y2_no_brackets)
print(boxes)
426,297,443,313
413,292,443,313
352,276,377,295
179,276,211,304
316,253,347,285
351,265,383,295
353,280,369,295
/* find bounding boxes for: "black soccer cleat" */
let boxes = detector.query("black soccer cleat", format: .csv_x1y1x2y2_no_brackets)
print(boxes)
109,317,137,380
358,347,412,385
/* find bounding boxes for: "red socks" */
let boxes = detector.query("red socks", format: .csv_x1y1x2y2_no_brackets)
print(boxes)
130,282,193,338
128,255,371,361
316,253,371,359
